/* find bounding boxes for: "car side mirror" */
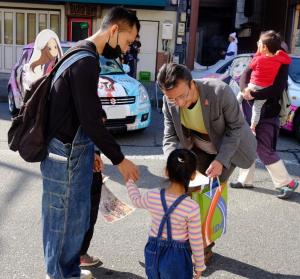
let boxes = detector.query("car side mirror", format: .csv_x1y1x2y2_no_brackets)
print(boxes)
122,64,130,73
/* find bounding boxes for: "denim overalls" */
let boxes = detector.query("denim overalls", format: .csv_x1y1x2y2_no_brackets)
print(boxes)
41,127,94,279
145,189,193,279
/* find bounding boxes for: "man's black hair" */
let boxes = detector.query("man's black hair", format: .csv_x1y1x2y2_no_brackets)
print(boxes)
101,6,140,32
157,63,192,91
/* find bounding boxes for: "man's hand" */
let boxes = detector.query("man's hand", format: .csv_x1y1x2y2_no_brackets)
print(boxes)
117,158,139,182
93,153,103,172
205,160,223,178
243,87,254,100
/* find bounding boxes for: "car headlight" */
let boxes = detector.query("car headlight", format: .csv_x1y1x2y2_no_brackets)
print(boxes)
138,84,149,104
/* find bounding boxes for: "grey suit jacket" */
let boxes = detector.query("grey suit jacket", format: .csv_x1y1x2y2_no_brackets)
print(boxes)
162,78,257,169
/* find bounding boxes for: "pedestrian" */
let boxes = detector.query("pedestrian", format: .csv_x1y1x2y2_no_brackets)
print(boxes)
230,30,299,199
157,62,257,261
22,29,63,92
123,34,141,78
236,31,291,134
223,32,238,60
42,6,140,279
126,149,206,279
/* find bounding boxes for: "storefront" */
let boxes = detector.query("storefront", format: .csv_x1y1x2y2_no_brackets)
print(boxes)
0,2,65,73
0,0,176,80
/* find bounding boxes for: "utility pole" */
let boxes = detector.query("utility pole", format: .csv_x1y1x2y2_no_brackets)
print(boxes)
186,0,200,70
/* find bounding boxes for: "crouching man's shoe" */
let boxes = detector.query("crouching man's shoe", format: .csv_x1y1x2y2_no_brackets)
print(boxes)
230,182,254,189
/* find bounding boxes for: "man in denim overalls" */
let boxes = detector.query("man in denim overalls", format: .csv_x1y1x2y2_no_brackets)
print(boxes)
42,7,140,279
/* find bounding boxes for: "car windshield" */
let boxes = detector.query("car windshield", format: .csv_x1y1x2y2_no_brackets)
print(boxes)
62,47,70,53
99,57,124,75
289,57,300,83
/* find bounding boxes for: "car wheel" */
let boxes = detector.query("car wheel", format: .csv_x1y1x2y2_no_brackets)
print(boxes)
294,114,300,142
8,88,18,116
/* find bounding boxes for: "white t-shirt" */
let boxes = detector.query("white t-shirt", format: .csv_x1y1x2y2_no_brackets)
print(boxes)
225,42,237,60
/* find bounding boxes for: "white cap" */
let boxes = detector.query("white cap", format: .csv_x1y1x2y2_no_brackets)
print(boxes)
189,171,209,188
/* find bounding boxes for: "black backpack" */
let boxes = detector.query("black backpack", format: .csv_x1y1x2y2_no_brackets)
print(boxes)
8,47,96,162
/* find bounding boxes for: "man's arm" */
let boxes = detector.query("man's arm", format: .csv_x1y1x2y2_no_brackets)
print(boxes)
70,57,125,165
70,57,139,181
214,84,245,169
162,97,179,156
239,66,252,91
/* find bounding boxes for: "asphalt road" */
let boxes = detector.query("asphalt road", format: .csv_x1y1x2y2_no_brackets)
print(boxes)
0,103,300,279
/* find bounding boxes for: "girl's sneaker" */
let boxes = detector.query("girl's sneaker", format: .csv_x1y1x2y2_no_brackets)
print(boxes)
277,181,299,199
80,253,101,267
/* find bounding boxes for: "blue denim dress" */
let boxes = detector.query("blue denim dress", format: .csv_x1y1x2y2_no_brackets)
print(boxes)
145,189,193,279
41,127,94,279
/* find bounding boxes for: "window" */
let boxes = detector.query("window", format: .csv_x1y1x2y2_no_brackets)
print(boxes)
27,13,36,43
50,14,60,37
4,12,13,44
289,58,300,83
39,14,47,32
16,13,25,45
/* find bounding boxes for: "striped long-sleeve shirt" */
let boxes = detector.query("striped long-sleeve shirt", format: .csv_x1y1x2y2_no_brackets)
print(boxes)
126,180,206,272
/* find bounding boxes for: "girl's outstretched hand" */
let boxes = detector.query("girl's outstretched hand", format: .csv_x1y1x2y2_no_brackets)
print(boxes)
194,270,202,279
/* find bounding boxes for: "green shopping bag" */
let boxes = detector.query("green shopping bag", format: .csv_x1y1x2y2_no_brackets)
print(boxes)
192,178,227,245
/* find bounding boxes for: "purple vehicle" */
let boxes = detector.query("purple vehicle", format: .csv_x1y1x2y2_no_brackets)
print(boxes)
7,41,75,115
194,54,300,142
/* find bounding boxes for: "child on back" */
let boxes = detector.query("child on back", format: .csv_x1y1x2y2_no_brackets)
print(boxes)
126,149,206,279
237,30,291,134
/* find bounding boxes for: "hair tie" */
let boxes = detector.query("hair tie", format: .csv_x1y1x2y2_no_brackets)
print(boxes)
178,157,184,163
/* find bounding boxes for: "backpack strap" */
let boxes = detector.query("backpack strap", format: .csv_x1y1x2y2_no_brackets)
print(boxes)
50,46,97,76
51,50,95,88
157,189,188,241
46,48,96,143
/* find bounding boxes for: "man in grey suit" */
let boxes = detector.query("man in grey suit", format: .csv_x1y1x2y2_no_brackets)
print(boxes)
158,63,257,182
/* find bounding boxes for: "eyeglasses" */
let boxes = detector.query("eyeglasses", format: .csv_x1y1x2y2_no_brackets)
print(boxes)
166,88,190,106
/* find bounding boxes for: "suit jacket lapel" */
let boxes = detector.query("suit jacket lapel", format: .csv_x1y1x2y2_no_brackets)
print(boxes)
197,81,211,135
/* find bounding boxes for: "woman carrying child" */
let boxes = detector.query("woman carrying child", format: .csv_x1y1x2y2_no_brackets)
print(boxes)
236,30,291,134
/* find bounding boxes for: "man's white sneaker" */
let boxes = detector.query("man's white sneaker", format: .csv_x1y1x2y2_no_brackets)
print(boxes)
46,269,92,279
80,269,92,279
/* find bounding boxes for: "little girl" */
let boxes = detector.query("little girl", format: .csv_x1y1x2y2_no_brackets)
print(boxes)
126,149,206,279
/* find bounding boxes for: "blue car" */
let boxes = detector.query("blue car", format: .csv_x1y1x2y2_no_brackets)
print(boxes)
98,56,151,132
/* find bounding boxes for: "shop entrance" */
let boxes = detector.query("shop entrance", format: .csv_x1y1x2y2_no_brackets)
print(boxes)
68,18,92,42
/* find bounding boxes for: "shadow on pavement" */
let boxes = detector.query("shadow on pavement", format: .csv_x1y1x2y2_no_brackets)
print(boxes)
104,164,165,190
239,186,300,204
87,266,145,279
203,253,300,278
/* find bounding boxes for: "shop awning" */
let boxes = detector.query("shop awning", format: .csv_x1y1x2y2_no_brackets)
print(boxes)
41,0,167,6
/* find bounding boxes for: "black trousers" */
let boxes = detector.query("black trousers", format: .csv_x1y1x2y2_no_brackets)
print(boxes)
191,146,235,182
80,171,103,256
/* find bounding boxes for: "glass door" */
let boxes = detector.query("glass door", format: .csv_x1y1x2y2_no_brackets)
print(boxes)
68,18,92,42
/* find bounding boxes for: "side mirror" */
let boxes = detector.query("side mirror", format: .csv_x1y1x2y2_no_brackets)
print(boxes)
122,64,130,73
